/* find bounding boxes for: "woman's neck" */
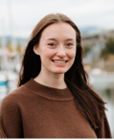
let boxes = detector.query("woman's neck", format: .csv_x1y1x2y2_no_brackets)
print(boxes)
34,71,67,89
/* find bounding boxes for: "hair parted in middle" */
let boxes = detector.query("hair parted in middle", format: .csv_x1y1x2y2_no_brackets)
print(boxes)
18,13,106,130
19,13,84,85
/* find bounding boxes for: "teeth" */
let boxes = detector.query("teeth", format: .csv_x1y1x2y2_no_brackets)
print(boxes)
53,60,66,63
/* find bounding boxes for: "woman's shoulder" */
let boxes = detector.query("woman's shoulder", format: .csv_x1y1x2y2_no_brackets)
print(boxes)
0,85,27,138
0,84,30,108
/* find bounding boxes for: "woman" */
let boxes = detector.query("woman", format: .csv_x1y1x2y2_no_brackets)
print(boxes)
0,13,112,138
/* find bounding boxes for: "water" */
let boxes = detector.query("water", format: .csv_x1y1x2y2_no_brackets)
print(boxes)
89,72,114,137
0,70,18,103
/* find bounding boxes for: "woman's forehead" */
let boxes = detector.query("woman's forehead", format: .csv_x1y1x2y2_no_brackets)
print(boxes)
40,22,76,41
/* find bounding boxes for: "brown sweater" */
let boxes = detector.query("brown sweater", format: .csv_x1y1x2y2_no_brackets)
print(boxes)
0,78,112,138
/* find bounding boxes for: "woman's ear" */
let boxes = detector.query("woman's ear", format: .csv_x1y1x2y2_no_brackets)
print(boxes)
33,44,40,55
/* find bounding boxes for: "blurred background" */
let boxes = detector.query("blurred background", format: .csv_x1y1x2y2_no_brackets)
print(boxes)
0,0,114,137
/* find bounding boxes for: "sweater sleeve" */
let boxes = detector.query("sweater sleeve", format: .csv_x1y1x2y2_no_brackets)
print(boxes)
95,113,112,138
0,93,23,138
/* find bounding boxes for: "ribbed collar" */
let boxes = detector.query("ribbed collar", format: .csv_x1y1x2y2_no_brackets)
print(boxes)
24,78,74,101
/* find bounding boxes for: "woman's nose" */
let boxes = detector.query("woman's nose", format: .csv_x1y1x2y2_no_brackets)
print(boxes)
56,45,66,57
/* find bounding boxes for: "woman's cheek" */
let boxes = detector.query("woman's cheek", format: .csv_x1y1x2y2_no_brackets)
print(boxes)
43,49,55,58
67,49,76,59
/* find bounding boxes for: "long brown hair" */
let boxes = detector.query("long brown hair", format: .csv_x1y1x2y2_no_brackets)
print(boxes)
18,13,106,130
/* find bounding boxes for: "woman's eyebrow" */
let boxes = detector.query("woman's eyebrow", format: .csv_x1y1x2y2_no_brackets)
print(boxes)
47,38,57,41
65,38,75,41
46,38,75,41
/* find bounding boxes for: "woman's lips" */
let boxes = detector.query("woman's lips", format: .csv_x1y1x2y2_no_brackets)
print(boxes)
51,59,68,66
51,59,68,63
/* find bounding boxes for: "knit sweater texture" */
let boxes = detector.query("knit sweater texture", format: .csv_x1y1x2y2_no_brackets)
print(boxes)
0,78,112,138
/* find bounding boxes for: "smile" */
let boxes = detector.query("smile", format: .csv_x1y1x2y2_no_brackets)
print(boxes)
52,60,68,64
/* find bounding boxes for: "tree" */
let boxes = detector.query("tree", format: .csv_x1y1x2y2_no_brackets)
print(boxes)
100,37,114,60
83,46,91,57
106,38,114,54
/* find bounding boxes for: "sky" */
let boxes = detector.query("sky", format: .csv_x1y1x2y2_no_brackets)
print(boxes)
0,0,114,38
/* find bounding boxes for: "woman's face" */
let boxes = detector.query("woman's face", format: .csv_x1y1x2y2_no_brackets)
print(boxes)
34,22,76,75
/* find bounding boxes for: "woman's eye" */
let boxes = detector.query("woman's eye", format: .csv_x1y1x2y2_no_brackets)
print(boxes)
48,43,55,46
67,43,73,46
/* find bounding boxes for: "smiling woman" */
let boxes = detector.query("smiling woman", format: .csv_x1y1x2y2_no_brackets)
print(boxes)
0,13,112,138
33,22,76,84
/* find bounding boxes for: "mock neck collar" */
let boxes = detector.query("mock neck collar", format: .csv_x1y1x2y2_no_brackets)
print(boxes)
24,78,74,101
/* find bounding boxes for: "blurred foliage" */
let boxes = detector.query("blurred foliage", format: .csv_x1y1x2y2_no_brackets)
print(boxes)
104,88,111,99
17,43,22,54
83,46,91,57
100,88,111,100
100,37,114,60
11,56,15,60
7,42,13,52
0,42,1,48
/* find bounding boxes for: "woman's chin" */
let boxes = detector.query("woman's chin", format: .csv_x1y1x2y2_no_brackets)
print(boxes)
52,70,66,74
49,67,68,74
